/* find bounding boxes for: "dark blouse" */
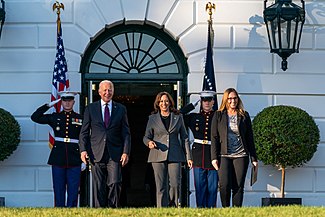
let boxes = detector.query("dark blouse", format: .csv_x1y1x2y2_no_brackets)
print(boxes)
160,114,171,130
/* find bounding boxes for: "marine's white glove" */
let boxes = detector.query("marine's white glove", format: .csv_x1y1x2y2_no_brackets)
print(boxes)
47,98,61,107
81,162,87,171
193,99,200,107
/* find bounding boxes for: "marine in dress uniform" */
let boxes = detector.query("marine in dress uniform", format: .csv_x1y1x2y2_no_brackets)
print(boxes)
181,90,219,208
31,91,83,207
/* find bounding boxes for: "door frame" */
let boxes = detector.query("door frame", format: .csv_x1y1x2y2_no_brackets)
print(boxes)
79,79,190,207
78,20,191,207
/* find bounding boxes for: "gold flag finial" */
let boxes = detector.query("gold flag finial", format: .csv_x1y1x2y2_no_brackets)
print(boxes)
205,2,215,23
52,1,64,34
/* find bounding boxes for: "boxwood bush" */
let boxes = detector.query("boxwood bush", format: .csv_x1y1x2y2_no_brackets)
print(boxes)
253,105,319,168
0,108,21,162
252,105,319,197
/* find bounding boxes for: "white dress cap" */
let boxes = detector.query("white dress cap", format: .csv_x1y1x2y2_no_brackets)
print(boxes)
58,91,78,100
200,90,216,98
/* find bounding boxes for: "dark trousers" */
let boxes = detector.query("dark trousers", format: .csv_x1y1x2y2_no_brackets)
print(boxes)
151,161,181,207
193,167,218,208
92,159,122,208
219,156,249,207
52,165,81,207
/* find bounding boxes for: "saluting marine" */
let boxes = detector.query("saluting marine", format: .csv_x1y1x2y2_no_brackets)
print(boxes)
31,91,83,207
181,90,219,208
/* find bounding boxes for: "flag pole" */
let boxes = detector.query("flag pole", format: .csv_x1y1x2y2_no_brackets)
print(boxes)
48,2,66,150
52,1,64,35
202,2,218,110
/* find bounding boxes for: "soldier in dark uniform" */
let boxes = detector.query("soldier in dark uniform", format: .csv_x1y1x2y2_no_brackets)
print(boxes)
31,91,83,207
181,90,218,208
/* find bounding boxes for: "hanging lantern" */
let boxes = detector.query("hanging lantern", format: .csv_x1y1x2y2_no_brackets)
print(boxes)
263,0,305,71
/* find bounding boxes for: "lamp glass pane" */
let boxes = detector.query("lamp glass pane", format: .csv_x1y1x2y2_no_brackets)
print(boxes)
295,20,303,50
280,18,290,49
267,19,278,50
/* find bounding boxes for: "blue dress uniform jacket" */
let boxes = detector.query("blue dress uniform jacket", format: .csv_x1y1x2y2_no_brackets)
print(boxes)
181,104,215,169
31,104,83,167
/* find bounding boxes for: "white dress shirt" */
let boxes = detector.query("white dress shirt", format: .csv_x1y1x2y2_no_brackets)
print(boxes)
101,99,112,121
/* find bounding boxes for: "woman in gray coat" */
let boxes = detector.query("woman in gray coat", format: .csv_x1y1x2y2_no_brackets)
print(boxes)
143,92,193,207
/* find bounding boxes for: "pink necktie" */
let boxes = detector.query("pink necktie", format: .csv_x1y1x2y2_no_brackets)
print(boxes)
104,104,110,128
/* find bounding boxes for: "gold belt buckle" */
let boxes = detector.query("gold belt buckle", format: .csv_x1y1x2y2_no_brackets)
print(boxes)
64,138,70,143
202,140,208,144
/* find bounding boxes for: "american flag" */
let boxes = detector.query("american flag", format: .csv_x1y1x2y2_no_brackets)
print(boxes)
202,20,218,110
49,22,69,148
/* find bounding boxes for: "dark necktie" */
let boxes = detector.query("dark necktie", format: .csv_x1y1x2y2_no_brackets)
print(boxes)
104,104,110,128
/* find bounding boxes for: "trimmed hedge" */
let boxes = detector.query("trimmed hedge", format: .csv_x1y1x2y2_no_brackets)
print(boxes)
252,105,319,168
0,108,20,162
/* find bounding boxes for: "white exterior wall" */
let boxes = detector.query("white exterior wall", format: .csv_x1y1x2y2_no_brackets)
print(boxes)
0,0,324,207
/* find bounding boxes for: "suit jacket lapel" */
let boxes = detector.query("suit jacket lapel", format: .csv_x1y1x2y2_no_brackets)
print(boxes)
237,113,243,133
222,110,228,127
152,113,168,133
108,101,118,127
169,112,178,132
95,101,105,127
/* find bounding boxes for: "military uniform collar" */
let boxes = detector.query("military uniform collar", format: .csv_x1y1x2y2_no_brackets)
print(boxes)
201,110,213,116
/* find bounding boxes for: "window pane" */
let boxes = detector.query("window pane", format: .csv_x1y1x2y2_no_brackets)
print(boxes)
88,27,179,75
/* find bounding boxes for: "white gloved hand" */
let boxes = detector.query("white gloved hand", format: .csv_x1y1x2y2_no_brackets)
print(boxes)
81,162,87,171
47,98,61,107
193,99,200,107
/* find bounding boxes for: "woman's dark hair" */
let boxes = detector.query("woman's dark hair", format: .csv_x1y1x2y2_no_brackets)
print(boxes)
152,92,179,114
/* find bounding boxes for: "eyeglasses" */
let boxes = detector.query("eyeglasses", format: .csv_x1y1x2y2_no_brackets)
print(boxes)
227,97,238,101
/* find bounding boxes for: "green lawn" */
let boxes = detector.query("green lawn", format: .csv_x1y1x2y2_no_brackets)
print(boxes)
1,206,325,217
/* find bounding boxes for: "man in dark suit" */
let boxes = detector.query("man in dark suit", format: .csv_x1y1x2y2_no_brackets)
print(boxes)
79,80,131,208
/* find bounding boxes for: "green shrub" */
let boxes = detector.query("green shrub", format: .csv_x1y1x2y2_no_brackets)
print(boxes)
252,105,319,168
252,105,320,198
0,108,21,161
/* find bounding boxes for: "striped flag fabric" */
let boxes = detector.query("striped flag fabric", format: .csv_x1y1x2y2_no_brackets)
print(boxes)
202,20,218,110
48,22,69,148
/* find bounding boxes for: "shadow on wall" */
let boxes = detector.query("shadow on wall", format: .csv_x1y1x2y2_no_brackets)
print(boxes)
237,13,270,200
305,2,325,43
305,2,325,25
236,14,268,117
246,15,266,48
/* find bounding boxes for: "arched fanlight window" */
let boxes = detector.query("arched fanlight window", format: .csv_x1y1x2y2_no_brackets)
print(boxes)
90,30,178,74
80,20,188,81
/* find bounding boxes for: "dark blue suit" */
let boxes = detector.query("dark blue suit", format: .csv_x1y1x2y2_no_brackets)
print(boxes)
79,100,131,207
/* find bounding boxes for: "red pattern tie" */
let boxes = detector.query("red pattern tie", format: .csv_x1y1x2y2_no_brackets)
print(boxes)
104,104,110,128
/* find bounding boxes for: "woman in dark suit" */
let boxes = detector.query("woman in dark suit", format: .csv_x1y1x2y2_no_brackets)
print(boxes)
211,88,258,207
143,92,193,207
